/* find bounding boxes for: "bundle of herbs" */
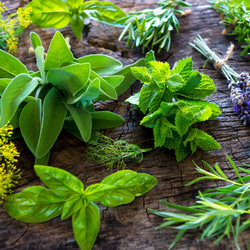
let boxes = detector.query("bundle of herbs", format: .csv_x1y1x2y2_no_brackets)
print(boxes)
126,51,221,162
190,35,250,125
118,0,191,53
0,31,143,164
149,155,250,250
5,165,157,250
208,0,250,56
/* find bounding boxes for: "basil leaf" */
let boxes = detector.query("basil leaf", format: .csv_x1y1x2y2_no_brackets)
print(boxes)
72,202,100,250
77,54,122,75
34,165,84,197
27,0,71,29
65,104,92,142
44,31,74,70
85,183,115,202
91,111,124,130
36,87,67,158
20,99,42,155
0,74,38,126
5,186,66,223
47,63,90,97
70,14,85,39
30,32,42,50
100,170,157,197
0,50,28,78
61,194,85,220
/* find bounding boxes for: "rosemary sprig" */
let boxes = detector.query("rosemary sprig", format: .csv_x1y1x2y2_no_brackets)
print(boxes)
118,0,191,53
149,155,250,250
208,0,250,56
85,133,151,170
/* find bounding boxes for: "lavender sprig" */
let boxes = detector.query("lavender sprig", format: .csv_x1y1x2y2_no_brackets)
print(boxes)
190,35,250,125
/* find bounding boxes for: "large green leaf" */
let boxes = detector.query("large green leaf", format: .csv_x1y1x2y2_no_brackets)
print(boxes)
85,183,115,202
34,165,84,197
47,63,90,97
36,87,67,158
0,74,38,126
20,99,42,155
27,0,71,29
0,50,28,78
0,78,11,95
44,32,75,70
5,186,66,223
65,104,92,142
72,202,100,250
91,111,124,130
77,54,122,75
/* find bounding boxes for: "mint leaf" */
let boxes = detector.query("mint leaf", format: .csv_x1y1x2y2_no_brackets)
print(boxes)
140,109,162,128
171,57,193,81
131,67,152,84
149,61,170,83
166,74,185,92
145,50,155,69
153,117,174,147
139,83,158,113
175,142,191,162
126,92,140,106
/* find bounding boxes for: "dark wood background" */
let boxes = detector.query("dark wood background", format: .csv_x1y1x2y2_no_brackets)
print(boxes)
1,0,250,249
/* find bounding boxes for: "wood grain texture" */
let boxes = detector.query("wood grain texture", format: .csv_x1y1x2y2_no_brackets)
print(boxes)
1,0,250,249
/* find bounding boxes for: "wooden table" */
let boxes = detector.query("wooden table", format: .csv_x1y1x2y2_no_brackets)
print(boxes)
1,0,250,249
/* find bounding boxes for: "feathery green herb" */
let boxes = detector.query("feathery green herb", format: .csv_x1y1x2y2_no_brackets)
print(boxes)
118,0,191,53
149,155,250,250
126,51,221,162
85,133,151,170
5,165,157,250
209,0,250,56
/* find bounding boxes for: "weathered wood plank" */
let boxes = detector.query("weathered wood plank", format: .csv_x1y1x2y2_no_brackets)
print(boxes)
1,0,250,249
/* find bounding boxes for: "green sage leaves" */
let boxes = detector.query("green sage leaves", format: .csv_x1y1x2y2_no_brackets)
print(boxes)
5,165,157,250
0,31,142,164
126,51,221,162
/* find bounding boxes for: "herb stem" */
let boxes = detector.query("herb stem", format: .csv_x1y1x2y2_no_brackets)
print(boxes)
189,35,239,81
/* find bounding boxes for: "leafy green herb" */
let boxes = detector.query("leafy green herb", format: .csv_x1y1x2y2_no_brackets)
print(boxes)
118,0,191,53
25,0,126,39
126,51,221,162
5,165,157,249
0,31,144,164
85,133,151,170
208,0,250,56
149,155,250,250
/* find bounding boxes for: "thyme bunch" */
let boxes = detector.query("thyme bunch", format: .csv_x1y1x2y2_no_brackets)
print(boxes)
118,0,191,53
208,0,250,56
85,133,151,170
149,155,250,250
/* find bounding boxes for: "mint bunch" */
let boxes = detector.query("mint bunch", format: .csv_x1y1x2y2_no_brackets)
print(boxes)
126,51,222,162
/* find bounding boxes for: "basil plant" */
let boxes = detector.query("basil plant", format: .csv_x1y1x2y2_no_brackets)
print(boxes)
5,165,157,250
0,31,143,164
26,0,126,39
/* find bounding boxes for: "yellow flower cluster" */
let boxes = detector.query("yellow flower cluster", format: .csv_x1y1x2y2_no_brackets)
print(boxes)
0,2,32,53
0,123,21,203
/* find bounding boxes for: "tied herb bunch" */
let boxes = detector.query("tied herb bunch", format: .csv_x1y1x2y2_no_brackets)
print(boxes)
149,155,250,250
0,123,21,203
85,133,151,170
190,35,250,125
118,0,191,53
0,2,32,53
208,0,250,56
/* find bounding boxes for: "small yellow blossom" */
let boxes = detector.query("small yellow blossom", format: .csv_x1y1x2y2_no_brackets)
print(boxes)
0,2,7,12
0,123,21,203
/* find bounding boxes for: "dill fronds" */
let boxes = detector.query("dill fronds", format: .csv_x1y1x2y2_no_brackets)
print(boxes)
0,2,32,53
0,123,21,203
85,133,151,170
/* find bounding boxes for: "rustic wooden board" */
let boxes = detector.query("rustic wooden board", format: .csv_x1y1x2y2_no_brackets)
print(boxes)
1,0,250,249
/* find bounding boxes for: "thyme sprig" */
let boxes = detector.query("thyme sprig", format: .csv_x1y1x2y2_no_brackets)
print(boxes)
208,0,250,56
118,0,191,53
149,155,250,250
85,133,151,170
